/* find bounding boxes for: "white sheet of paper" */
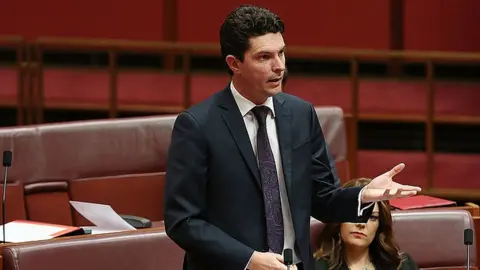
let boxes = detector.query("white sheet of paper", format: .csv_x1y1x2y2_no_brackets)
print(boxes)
0,222,65,243
69,201,135,230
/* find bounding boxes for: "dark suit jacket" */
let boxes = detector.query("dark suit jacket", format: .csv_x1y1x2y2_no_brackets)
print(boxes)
164,86,373,270
314,253,419,270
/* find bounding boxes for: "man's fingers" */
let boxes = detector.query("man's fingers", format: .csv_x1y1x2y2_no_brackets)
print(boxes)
270,253,287,270
386,163,405,177
386,188,401,197
399,190,419,197
275,254,284,263
275,259,288,270
389,189,418,198
379,187,419,199
397,184,422,192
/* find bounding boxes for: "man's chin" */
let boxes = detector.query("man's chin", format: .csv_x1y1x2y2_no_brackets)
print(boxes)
266,86,283,96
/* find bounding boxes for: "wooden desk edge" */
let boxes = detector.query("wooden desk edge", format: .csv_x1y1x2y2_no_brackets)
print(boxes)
0,226,165,270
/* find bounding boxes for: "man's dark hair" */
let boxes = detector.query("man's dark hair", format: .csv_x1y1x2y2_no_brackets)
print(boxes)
220,5,285,74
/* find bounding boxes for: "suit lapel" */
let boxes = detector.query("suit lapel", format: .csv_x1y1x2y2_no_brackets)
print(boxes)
273,95,293,195
218,87,261,188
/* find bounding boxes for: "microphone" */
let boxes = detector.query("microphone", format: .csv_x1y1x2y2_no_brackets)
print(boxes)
464,228,473,270
284,248,293,270
2,150,12,244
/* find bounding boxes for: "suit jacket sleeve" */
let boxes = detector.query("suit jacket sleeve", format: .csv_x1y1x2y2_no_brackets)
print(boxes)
325,146,340,188
309,104,373,223
164,112,254,268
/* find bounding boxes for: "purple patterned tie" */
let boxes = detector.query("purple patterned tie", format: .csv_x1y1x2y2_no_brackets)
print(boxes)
251,106,284,254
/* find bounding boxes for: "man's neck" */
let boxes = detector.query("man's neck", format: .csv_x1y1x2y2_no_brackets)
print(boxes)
232,78,267,105
345,247,372,270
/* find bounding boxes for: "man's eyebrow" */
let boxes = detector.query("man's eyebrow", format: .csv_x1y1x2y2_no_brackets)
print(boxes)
255,46,286,55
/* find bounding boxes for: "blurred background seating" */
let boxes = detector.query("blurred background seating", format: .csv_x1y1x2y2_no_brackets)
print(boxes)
1,0,480,207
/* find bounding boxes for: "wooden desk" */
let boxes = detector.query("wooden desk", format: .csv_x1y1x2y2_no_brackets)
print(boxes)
0,227,165,270
453,202,480,217
474,216,480,267
1,213,478,270
392,202,480,217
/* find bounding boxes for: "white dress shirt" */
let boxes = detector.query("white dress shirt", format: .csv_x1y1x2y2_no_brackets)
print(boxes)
230,81,371,268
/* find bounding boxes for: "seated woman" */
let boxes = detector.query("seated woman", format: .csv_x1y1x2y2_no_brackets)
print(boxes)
314,178,419,270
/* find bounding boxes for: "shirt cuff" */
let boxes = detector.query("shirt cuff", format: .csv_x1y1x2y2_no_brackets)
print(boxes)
358,186,374,216
245,253,254,270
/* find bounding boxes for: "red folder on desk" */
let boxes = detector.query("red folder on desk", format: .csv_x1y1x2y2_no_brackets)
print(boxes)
0,220,84,243
390,195,456,210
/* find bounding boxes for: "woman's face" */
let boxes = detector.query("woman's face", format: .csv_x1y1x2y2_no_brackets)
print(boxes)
340,203,380,249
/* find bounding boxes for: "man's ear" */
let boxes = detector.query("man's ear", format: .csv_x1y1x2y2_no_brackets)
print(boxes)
225,55,241,74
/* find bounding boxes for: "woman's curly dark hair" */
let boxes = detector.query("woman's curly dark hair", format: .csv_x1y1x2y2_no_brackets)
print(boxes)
313,178,405,270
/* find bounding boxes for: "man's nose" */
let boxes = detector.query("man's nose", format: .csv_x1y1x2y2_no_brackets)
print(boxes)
272,56,285,72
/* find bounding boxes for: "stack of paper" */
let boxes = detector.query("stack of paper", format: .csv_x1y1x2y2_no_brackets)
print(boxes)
0,220,83,243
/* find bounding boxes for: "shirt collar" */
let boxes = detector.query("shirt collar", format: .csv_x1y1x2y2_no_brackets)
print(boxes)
230,81,276,118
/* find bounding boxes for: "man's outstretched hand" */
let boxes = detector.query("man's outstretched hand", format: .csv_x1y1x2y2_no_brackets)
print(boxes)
361,163,422,203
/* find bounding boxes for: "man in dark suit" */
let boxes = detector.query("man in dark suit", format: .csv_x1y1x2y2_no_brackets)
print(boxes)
282,68,342,188
164,5,421,270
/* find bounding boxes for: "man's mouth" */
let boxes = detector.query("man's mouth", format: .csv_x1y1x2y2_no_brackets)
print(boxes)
267,77,282,83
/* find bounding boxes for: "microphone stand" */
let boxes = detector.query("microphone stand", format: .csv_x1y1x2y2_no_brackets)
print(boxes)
2,164,7,244
464,228,473,270
2,150,12,244
467,245,470,270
